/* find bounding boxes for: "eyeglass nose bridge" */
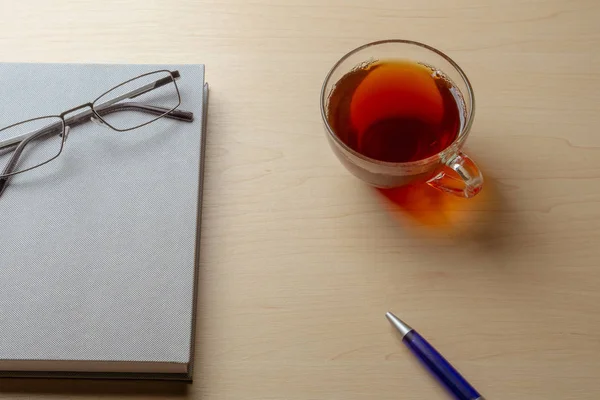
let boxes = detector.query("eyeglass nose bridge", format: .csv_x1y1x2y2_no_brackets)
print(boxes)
60,102,94,118
59,102,109,132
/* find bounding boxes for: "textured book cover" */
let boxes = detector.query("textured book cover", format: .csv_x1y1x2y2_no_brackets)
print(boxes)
0,63,208,380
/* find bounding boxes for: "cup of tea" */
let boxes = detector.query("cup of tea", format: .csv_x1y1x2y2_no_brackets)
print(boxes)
320,40,483,198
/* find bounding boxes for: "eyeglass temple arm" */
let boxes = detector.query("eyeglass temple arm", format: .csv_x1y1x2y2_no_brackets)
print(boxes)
95,103,194,122
0,104,194,151
0,125,53,196
64,103,193,131
0,103,194,195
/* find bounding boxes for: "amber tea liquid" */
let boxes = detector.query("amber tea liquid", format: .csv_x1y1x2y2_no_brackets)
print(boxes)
326,60,465,163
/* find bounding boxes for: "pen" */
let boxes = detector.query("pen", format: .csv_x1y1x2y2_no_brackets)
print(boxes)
386,311,485,400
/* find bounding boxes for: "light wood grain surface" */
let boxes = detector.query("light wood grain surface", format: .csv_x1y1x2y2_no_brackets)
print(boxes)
1,0,599,399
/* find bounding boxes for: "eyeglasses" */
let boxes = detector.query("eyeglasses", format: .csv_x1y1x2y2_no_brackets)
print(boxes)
0,69,194,197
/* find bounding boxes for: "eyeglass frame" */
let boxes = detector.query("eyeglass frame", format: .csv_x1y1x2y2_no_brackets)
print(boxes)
0,69,194,196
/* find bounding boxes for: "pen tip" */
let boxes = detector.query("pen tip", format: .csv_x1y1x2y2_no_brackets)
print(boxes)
385,311,394,323
385,311,413,337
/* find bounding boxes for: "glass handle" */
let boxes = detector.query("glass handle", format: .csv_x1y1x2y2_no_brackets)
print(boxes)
427,151,483,198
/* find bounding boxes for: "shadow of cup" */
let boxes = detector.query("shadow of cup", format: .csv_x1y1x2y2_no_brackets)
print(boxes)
375,167,509,248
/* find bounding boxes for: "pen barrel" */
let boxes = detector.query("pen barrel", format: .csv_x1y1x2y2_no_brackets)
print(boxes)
403,330,482,400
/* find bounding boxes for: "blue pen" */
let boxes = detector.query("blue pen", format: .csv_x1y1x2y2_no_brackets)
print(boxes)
386,312,485,400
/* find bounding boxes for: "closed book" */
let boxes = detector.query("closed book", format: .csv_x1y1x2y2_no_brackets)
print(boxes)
0,63,208,380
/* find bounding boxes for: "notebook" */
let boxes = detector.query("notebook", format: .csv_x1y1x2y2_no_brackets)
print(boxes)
0,63,208,380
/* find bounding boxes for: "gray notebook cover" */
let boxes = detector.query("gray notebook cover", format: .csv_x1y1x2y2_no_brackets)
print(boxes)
0,63,208,380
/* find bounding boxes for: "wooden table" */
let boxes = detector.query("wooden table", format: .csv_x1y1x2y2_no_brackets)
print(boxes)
1,0,599,399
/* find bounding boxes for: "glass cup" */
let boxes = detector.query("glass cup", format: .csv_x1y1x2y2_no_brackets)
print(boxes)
320,40,483,198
